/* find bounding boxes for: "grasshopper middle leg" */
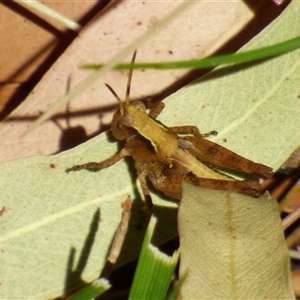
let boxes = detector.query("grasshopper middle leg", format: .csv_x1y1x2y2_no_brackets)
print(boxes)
170,126,218,138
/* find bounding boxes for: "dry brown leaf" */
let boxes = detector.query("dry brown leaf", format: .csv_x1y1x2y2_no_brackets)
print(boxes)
0,1,253,162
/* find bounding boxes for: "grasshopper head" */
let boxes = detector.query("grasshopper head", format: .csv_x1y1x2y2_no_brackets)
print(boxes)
111,106,135,140
106,50,142,140
111,101,147,140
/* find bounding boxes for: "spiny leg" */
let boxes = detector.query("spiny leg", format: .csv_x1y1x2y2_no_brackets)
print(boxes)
170,126,218,138
136,170,153,209
184,173,261,197
66,148,130,172
148,102,165,119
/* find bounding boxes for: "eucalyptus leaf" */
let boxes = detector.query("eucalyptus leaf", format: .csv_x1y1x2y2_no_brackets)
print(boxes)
0,133,178,299
178,183,294,299
158,1,300,171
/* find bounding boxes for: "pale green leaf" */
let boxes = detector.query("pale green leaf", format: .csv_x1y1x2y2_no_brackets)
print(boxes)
178,182,294,299
158,1,300,171
0,134,178,299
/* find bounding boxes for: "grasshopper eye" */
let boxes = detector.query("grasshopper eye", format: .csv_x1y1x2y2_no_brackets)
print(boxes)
131,101,146,112
111,110,135,140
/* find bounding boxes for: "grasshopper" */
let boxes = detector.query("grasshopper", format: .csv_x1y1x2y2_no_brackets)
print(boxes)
67,51,273,208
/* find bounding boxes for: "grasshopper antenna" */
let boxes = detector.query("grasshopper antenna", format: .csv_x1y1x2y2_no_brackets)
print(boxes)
105,50,137,116
105,83,125,115
125,50,137,106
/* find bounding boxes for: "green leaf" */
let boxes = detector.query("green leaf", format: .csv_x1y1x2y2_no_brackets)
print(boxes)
128,216,179,300
0,138,178,299
159,1,300,170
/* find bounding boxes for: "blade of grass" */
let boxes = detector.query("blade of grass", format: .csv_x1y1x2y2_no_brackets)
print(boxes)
128,216,179,300
165,273,187,300
83,35,300,70
18,0,81,32
66,278,111,300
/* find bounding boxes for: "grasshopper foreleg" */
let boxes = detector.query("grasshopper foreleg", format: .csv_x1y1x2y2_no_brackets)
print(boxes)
66,148,130,172
148,102,165,119
136,169,153,209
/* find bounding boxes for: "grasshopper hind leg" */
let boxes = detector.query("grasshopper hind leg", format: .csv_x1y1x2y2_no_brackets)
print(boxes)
185,173,262,197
